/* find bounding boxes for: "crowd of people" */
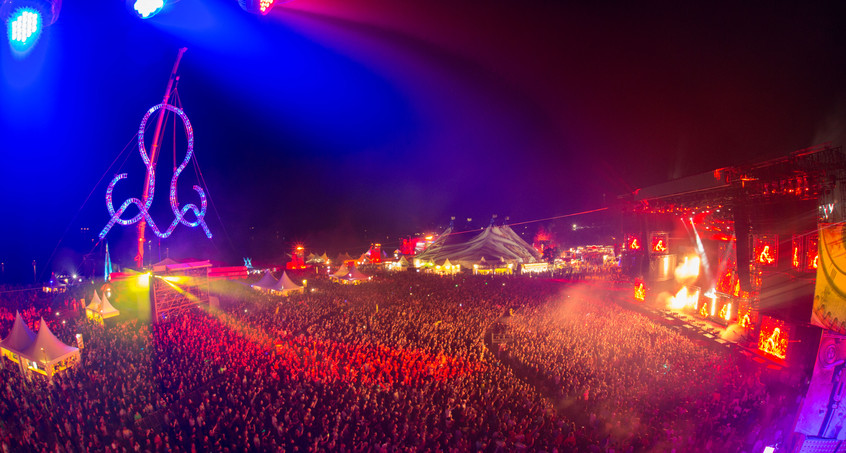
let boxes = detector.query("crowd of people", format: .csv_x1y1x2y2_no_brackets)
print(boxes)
0,271,805,452
499,283,800,452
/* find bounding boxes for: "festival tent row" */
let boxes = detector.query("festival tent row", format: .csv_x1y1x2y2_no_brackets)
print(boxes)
85,290,119,323
414,225,541,271
251,270,304,295
0,312,80,380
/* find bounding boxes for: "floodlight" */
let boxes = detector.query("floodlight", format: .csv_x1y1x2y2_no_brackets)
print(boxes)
2,0,60,55
130,0,164,19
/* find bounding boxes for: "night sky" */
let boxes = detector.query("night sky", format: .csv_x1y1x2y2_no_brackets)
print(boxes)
1,1,845,281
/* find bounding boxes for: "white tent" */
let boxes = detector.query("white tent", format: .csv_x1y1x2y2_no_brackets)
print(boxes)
18,318,80,380
252,270,278,290
86,291,120,321
332,265,350,278
270,271,305,295
0,311,36,362
86,291,102,311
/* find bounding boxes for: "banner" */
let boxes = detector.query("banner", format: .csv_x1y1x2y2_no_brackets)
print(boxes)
812,224,846,333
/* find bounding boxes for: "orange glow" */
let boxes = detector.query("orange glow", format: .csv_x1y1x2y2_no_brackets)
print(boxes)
629,238,640,250
634,283,645,301
652,239,666,252
758,245,775,264
669,286,699,310
699,302,708,317
793,247,800,268
813,254,819,269
674,256,700,281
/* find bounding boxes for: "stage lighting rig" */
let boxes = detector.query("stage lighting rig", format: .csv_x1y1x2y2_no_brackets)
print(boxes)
128,0,164,19
1,0,60,54
237,0,291,16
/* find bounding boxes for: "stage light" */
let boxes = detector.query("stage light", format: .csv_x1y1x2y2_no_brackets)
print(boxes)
130,0,164,19
2,0,61,55
237,0,291,15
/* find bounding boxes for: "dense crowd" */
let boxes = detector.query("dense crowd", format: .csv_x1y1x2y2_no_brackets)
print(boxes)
500,284,800,452
0,272,803,452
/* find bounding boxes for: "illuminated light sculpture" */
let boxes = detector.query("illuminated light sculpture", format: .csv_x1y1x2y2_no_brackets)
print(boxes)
129,0,164,19
100,104,212,241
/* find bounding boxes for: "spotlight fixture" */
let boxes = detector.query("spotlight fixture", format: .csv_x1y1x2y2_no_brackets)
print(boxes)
237,0,291,15
128,0,164,19
1,0,61,55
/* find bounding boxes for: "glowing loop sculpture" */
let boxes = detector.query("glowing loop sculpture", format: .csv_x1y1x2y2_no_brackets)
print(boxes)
100,104,212,240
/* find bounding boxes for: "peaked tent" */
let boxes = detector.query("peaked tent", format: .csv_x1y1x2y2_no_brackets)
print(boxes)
86,291,120,321
86,291,102,311
18,318,80,379
98,294,120,319
332,265,350,278
252,270,278,290
0,311,36,361
271,271,305,295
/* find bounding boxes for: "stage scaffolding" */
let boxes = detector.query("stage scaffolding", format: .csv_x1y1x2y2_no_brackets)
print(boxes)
150,261,211,322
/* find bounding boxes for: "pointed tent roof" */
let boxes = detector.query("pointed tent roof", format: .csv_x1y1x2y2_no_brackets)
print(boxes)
272,271,304,292
252,270,278,290
337,252,354,262
344,267,370,281
86,291,102,310
19,318,79,363
0,311,36,353
99,294,119,317
397,256,410,267
443,258,453,267
332,264,350,278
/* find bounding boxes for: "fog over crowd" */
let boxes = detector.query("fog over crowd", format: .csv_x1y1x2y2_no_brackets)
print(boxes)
0,272,802,452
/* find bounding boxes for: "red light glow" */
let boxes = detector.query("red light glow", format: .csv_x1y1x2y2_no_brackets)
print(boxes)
260,0,274,13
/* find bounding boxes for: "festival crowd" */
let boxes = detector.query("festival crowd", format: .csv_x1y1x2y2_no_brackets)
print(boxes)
0,272,803,452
